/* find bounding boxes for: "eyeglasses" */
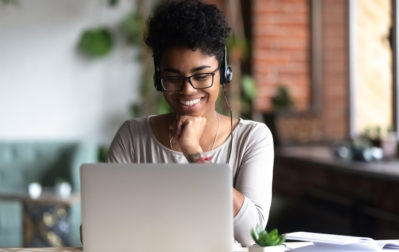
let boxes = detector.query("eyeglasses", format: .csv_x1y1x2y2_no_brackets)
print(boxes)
160,68,219,92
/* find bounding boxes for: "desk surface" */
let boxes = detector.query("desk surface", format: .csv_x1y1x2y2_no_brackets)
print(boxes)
0,247,248,252
278,145,399,183
0,248,82,252
0,191,80,204
1,242,398,252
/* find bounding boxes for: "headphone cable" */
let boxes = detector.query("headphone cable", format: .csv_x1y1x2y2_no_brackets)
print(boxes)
222,84,234,168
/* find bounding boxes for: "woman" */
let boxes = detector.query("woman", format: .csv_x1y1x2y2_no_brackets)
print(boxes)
107,0,274,246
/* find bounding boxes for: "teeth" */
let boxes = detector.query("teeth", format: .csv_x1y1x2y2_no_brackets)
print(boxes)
180,98,201,106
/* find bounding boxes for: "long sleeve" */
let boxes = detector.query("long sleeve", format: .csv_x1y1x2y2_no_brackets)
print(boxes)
233,123,274,246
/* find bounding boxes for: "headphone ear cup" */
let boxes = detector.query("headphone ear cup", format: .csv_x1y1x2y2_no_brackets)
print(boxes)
225,65,232,84
220,66,226,84
221,47,232,85
153,57,163,91
153,71,162,91
221,65,232,85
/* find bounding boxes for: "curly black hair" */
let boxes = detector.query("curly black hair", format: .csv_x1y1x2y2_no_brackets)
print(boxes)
145,0,231,65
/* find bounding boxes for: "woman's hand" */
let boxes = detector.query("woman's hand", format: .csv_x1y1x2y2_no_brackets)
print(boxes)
169,115,207,156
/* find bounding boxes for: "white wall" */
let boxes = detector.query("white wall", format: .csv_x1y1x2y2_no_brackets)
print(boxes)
0,0,142,143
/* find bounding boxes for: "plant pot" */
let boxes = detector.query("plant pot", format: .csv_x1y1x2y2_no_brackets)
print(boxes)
248,244,285,252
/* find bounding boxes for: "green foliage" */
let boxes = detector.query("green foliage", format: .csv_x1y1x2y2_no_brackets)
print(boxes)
227,35,250,61
97,146,109,162
353,136,372,149
242,75,256,101
120,12,143,45
55,177,69,184
215,93,229,115
108,0,118,7
241,75,257,115
251,226,285,247
271,85,294,112
1,0,18,5
157,97,171,114
129,103,143,117
78,28,113,58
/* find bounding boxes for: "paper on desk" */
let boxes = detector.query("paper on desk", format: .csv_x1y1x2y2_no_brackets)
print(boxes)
286,231,374,245
284,242,314,250
378,240,399,250
285,232,399,251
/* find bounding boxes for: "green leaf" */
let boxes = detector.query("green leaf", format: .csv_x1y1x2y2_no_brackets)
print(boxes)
2,0,19,5
97,146,109,162
242,75,256,101
272,85,294,112
227,35,250,60
250,226,285,247
251,229,259,243
120,12,142,45
78,28,113,58
129,103,143,117
108,0,118,7
157,97,171,114
255,225,264,234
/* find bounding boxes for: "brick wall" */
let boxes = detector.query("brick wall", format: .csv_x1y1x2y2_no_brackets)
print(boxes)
252,0,311,112
208,0,350,142
252,0,349,141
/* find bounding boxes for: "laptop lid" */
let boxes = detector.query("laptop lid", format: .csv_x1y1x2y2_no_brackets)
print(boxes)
80,163,233,252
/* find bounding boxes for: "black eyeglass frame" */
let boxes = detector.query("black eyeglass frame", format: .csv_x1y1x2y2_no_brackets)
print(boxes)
160,67,220,92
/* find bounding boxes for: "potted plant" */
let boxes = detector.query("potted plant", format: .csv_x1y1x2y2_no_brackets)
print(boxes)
271,85,294,113
249,226,286,252
263,84,294,147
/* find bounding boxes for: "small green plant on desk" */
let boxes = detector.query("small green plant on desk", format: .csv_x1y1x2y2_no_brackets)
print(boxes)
249,226,286,252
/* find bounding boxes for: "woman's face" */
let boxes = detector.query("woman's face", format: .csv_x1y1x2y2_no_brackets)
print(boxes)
160,46,220,117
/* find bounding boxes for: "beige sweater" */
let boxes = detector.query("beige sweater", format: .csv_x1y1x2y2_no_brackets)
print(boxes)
107,116,274,246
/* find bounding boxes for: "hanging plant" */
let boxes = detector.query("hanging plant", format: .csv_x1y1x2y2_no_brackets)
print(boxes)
1,0,19,5
108,0,119,7
120,11,143,45
77,28,113,58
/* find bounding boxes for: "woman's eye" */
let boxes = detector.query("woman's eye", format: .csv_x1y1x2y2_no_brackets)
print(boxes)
193,74,209,81
164,77,181,83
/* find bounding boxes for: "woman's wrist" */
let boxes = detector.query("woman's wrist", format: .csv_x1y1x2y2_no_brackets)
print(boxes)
182,145,202,159
186,151,212,163
181,145,212,163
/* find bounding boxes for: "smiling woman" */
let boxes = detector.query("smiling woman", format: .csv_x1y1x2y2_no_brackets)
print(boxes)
106,0,274,246
161,47,220,117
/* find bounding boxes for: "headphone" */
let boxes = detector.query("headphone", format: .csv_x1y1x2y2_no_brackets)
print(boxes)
153,47,233,91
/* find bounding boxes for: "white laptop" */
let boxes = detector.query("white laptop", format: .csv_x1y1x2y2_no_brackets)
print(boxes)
80,163,233,252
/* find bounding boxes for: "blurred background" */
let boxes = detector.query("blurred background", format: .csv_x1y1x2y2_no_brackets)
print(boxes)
0,0,398,248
